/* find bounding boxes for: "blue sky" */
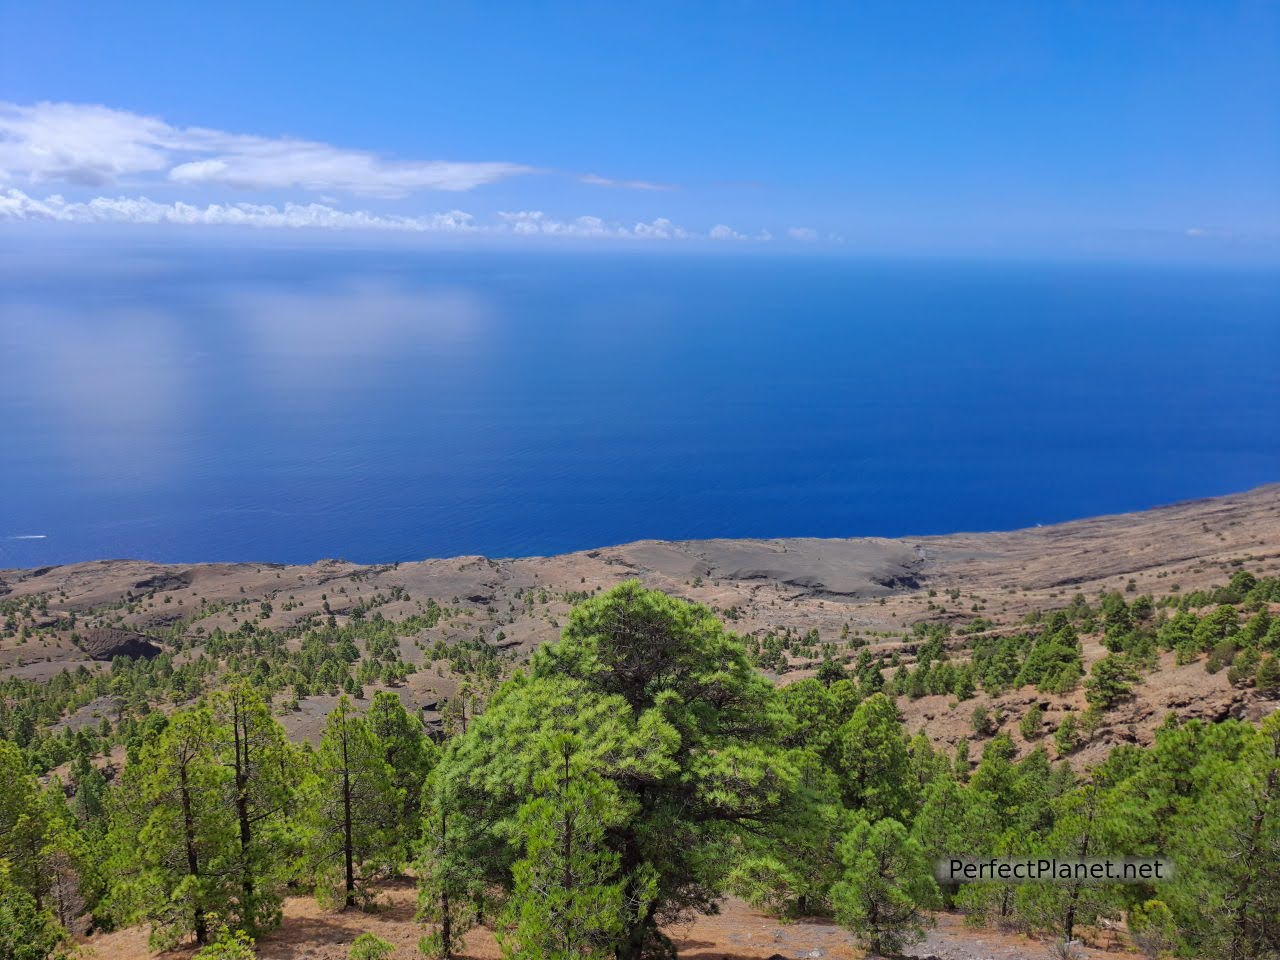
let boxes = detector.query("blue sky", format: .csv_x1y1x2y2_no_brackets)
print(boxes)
1,1,1276,258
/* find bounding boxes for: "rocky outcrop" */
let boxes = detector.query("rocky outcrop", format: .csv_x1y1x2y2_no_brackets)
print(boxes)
79,627,162,661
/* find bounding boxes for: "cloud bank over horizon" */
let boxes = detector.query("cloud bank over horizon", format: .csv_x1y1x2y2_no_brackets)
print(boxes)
0,101,815,245
0,187,791,244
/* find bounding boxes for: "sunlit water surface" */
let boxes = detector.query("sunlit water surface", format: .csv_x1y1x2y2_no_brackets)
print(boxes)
2,247,1277,565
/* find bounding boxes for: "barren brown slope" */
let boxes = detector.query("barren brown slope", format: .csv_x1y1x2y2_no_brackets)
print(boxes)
3,484,1279,757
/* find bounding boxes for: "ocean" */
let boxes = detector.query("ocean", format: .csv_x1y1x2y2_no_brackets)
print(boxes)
2,246,1277,567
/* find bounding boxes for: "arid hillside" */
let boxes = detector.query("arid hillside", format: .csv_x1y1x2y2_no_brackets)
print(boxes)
4,483,1279,761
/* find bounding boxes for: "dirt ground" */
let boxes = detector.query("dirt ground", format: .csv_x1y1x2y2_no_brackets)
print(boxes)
79,881,1126,960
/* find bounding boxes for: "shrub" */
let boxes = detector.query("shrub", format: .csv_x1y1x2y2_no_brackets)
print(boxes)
194,930,256,960
349,933,395,960
971,703,994,736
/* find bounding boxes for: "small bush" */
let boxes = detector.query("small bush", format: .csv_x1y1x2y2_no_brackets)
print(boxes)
349,933,395,960
194,930,256,960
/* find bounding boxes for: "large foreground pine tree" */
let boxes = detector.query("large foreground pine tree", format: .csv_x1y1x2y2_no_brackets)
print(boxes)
423,581,802,959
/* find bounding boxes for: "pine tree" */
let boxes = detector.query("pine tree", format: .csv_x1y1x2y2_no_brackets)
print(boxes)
105,707,238,948
301,696,403,908
1019,703,1045,741
837,693,916,822
0,859,67,960
418,769,483,959
1167,714,1280,960
1256,654,1280,695
1055,711,1080,755
912,776,995,879
952,827,1027,928
728,747,849,920
209,680,300,932
831,815,940,955
429,582,801,960
0,739,52,910
1014,781,1127,947
1193,604,1238,651
953,739,970,781
365,691,438,860
34,784,94,933
500,736,630,959
1085,654,1139,711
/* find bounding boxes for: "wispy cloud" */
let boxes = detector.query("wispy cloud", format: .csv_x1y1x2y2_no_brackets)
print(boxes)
0,101,536,197
787,226,819,242
580,172,675,192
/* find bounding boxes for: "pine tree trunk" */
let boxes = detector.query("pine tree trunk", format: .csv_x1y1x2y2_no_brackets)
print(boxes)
179,763,207,944
441,888,453,960
25,834,43,912
234,700,255,922
342,726,355,907
616,829,649,960
562,746,574,892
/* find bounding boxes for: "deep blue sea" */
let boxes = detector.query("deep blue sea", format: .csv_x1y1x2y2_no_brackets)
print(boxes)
2,247,1277,567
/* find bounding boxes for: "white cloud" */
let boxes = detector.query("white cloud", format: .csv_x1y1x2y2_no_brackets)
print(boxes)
0,188,480,232
498,210,691,240
580,172,675,192
710,224,773,242
0,102,804,244
2,188,713,242
0,101,536,196
787,226,819,242
710,223,747,241
0,102,174,185
3,183,790,247
498,210,614,237
632,217,689,240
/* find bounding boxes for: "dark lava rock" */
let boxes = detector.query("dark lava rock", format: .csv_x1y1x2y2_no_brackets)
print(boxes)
80,627,163,661
132,571,193,592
